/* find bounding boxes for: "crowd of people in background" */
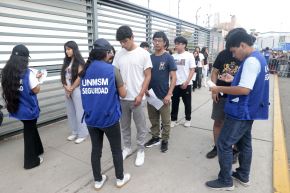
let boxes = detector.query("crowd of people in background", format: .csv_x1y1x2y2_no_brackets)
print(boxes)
262,47,290,77
1,26,270,191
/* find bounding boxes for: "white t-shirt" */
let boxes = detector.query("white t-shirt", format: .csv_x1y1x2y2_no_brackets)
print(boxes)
172,51,196,85
197,53,204,67
29,69,39,89
238,57,261,90
113,46,152,101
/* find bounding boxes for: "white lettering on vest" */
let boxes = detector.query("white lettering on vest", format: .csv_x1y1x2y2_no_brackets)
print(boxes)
82,78,108,86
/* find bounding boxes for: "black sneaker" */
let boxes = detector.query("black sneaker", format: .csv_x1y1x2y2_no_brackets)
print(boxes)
145,137,160,148
232,172,250,187
206,146,217,159
205,179,234,191
161,140,168,153
232,149,239,164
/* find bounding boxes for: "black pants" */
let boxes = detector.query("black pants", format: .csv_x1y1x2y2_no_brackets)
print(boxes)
196,67,202,88
88,122,123,181
171,85,192,121
21,119,43,169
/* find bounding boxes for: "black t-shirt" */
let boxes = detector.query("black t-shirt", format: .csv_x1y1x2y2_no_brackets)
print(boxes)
213,49,239,87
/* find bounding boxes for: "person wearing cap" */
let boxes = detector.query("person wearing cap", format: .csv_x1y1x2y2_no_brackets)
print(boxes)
61,41,88,144
79,38,130,190
1,44,44,169
113,25,152,167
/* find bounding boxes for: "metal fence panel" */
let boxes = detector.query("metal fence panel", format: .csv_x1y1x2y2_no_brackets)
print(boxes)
0,0,92,136
0,0,211,136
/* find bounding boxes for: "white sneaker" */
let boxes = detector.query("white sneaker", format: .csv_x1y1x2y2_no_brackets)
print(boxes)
184,120,191,127
74,137,86,144
122,147,132,160
67,134,77,141
170,121,177,128
135,150,145,166
39,156,44,164
116,173,131,188
94,175,107,190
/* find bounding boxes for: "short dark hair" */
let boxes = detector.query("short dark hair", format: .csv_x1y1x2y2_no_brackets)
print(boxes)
224,28,247,41
174,36,187,47
153,31,169,48
140,42,149,48
116,25,133,41
226,30,254,48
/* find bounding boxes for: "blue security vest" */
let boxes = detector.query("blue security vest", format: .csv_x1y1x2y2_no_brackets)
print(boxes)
10,69,40,120
224,51,269,120
80,60,121,128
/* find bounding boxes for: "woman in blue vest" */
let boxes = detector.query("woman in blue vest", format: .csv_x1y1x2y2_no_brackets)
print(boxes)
79,38,130,190
1,44,44,169
61,41,88,144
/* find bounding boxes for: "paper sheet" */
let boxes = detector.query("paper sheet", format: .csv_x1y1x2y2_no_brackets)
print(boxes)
29,68,47,84
207,80,223,96
146,89,164,110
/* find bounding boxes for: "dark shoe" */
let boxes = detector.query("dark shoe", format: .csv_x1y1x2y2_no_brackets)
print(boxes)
161,140,168,153
232,149,239,164
232,172,250,187
205,179,234,191
206,146,217,159
145,137,160,148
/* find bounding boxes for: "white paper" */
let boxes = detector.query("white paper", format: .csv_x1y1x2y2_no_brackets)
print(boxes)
207,80,223,96
29,68,47,84
146,89,164,110
38,69,47,84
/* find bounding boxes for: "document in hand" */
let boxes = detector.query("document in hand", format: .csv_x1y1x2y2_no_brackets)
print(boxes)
207,80,223,96
146,89,164,110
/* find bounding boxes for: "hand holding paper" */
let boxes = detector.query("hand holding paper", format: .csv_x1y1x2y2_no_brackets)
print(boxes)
207,80,223,96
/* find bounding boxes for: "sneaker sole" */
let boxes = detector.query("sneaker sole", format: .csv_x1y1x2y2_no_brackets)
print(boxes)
207,186,234,191
161,149,168,153
116,178,130,188
145,141,161,148
232,176,251,187
94,176,108,191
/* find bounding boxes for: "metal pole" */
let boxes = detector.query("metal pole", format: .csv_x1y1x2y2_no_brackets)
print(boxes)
195,7,201,25
92,0,98,41
178,0,180,19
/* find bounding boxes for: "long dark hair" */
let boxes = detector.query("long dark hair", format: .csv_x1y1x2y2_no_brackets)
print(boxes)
79,48,107,77
201,47,208,65
61,41,85,85
1,55,29,113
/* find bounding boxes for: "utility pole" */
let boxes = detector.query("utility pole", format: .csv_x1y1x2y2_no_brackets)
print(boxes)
195,7,201,25
178,0,181,19
147,0,150,8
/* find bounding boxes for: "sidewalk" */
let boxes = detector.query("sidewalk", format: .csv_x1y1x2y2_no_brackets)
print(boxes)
0,77,274,193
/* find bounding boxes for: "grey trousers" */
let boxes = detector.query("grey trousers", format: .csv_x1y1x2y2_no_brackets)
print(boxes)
65,86,88,138
120,100,147,151
147,102,171,141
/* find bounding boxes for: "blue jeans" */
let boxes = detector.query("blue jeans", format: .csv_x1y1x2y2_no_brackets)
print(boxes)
217,115,254,185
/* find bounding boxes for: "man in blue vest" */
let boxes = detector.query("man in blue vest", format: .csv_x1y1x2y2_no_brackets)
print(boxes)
205,29,269,191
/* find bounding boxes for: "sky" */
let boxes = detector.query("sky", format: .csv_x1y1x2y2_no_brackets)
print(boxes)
128,0,290,33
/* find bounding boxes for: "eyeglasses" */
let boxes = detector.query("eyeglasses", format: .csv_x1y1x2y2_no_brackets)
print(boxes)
153,39,164,44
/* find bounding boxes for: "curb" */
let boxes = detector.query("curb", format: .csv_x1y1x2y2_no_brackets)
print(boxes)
273,75,290,193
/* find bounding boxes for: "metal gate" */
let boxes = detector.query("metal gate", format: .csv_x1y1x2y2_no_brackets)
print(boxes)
0,0,211,136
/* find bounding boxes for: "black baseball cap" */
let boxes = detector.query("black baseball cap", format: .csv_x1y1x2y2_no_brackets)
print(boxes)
12,44,30,58
93,38,112,50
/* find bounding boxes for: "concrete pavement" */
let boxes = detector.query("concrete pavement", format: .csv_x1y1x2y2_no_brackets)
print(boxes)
0,76,275,193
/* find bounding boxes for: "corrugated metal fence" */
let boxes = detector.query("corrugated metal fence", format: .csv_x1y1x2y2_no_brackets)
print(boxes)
0,0,210,136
